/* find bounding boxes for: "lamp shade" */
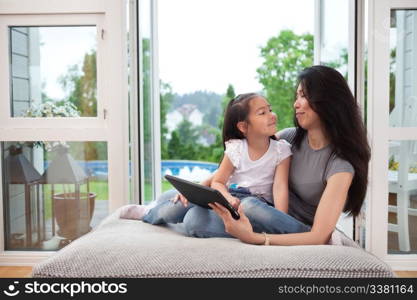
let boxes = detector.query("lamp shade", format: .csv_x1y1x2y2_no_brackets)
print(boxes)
41,146,88,184
5,149,41,184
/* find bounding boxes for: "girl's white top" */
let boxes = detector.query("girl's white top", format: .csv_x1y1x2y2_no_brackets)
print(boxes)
225,138,292,203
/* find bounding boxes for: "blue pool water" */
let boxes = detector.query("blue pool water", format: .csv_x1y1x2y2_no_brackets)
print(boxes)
45,160,218,178
161,160,218,176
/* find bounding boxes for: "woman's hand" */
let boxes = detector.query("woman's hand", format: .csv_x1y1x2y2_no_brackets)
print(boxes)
208,202,257,244
172,193,189,207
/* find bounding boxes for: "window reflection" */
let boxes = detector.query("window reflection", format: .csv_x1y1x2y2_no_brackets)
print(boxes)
9,26,97,118
388,140,417,254
2,141,108,251
389,10,417,127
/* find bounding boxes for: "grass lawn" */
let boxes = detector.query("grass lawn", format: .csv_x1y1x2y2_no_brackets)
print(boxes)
143,180,174,204
43,180,175,217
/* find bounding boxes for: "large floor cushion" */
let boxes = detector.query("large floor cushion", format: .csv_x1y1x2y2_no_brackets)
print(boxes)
33,209,394,278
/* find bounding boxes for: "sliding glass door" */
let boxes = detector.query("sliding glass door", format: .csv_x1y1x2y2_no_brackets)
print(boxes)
368,0,417,269
0,0,129,253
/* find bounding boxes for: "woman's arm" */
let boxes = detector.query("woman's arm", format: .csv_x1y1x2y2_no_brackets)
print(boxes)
263,172,353,245
211,155,240,208
272,157,290,213
210,172,353,245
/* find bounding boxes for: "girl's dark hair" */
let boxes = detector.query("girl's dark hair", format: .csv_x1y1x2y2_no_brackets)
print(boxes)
222,93,276,149
293,65,371,217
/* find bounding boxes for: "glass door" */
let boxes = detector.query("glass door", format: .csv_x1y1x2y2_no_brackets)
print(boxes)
0,0,129,253
368,0,417,269
314,0,358,238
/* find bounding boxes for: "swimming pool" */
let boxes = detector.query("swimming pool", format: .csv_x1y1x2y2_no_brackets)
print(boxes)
46,160,219,180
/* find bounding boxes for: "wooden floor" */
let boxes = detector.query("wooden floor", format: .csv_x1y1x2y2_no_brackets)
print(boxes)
0,266,33,278
0,266,416,278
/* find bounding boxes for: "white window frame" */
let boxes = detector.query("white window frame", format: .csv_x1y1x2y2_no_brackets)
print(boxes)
150,0,162,201
367,0,417,270
136,0,161,204
0,0,129,265
0,14,106,129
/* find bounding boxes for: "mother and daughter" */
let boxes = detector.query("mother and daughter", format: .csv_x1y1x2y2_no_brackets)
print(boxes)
121,65,371,246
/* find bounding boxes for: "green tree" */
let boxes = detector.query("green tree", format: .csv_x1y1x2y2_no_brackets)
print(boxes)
177,119,199,146
141,38,154,199
167,120,199,160
59,51,97,117
59,50,99,160
257,30,313,130
204,106,220,127
167,131,181,159
202,84,236,163
160,82,173,159
389,48,396,113
218,84,235,128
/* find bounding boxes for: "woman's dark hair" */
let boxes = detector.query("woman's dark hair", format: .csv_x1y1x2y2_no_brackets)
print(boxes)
293,65,371,217
222,93,276,149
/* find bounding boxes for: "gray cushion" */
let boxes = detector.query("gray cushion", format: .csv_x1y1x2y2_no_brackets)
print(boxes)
33,208,394,278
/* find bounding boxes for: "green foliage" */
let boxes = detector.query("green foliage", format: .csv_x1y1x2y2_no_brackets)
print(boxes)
171,91,222,115
324,48,348,71
204,106,220,128
58,50,102,160
203,84,236,163
59,51,97,117
389,48,396,113
167,131,182,159
257,30,314,130
160,82,174,159
141,37,154,200
217,84,235,131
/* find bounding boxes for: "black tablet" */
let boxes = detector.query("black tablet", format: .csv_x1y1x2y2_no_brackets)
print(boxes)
165,174,240,220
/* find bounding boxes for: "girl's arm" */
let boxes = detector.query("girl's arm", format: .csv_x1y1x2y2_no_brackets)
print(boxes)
272,157,290,213
211,172,353,245
211,155,239,208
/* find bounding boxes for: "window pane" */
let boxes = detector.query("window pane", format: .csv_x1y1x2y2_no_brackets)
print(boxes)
389,10,417,127
139,0,154,204
9,26,97,118
320,0,349,78
388,140,417,254
2,141,108,251
158,0,314,191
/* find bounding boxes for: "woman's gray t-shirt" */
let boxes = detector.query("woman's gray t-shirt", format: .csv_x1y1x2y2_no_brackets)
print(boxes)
279,128,355,226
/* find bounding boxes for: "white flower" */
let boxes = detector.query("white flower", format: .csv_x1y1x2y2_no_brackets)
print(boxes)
23,101,80,151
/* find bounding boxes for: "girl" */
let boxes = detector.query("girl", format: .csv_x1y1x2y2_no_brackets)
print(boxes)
120,93,293,239
211,93,292,213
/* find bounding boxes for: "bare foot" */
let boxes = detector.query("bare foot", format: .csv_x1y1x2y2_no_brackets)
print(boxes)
119,204,148,220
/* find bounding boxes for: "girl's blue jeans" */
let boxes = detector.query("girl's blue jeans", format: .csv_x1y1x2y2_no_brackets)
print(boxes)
143,188,310,238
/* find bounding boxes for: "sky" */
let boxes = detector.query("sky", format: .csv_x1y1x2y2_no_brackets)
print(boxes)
38,27,96,100
36,0,350,99
158,0,315,95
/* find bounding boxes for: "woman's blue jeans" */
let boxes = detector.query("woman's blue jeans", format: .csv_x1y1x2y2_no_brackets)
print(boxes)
143,189,310,238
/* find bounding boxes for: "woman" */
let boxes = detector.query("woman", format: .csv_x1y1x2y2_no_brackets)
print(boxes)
209,65,370,245
122,65,370,245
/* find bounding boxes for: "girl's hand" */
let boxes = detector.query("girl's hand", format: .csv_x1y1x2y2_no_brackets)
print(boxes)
172,193,189,207
209,202,257,244
226,196,240,209
200,175,214,187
